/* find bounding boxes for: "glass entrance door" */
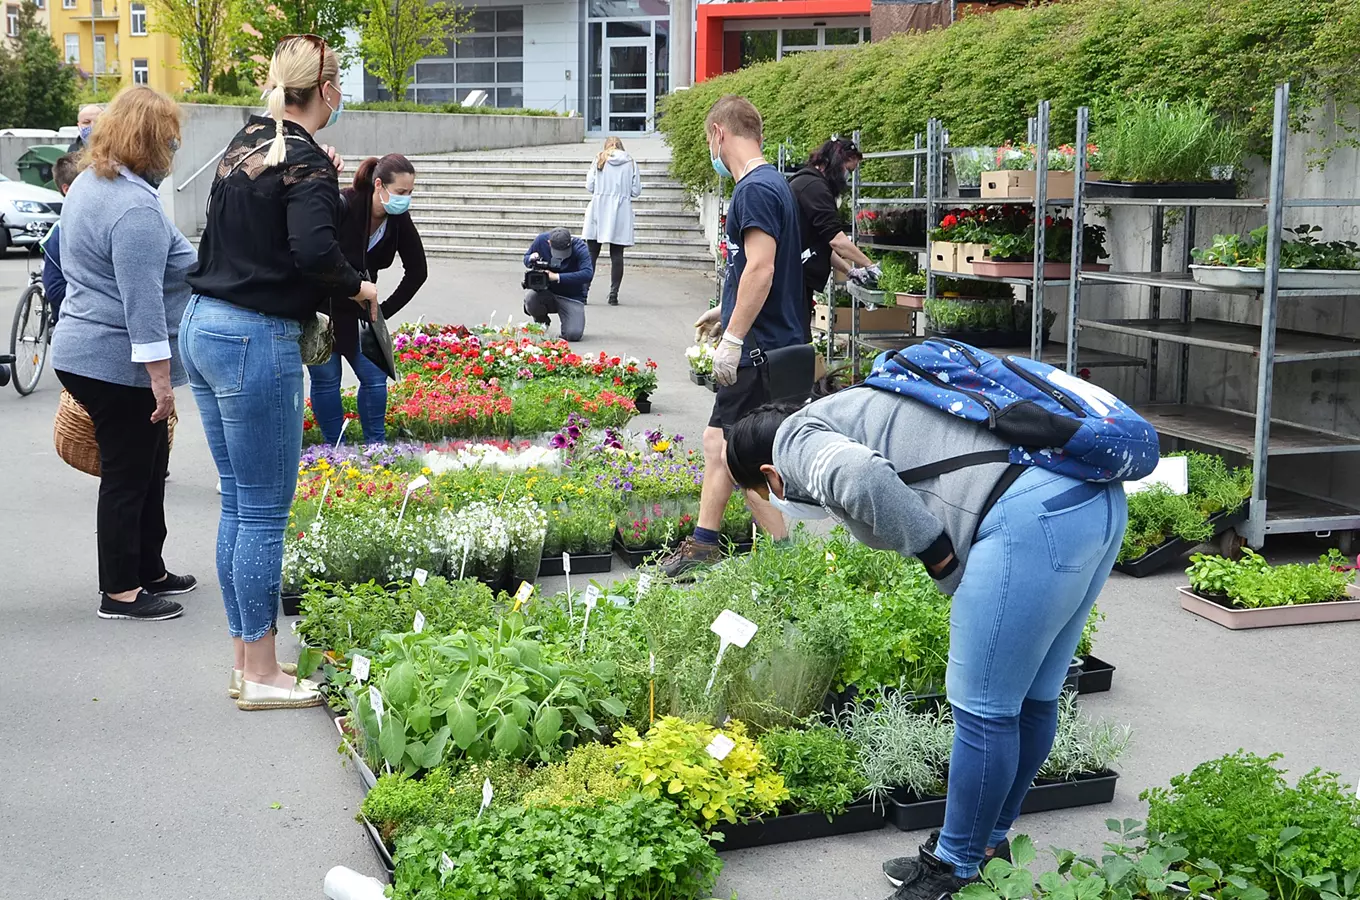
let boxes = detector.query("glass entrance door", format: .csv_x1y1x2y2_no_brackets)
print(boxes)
603,39,653,132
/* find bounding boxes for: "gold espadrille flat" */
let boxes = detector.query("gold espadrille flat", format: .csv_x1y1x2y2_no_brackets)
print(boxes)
235,676,321,710
228,663,299,699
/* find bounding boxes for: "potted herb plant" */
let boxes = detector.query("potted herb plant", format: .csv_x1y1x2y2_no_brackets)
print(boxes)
686,342,714,386
1181,549,1360,628
924,296,1056,348
1087,99,1244,199
1191,224,1360,290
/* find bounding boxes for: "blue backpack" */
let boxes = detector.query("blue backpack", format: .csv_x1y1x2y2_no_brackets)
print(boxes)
863,338,1160,484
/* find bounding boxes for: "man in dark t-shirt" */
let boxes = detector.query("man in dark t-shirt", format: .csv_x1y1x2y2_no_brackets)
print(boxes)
659,94,801,578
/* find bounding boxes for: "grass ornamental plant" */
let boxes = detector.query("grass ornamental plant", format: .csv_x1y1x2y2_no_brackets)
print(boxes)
1037,693,1132,780
1091,99,1245,184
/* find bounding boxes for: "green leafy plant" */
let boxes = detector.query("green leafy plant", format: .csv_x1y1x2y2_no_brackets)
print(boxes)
1142,751,1360,900
520,742,633,808
350,614,627,773
1120,451,1252,562
612,717,788,826
295,577,497,659
925,298,1057,338
1036,693,1132,780
360,758,537,844
834,691,953,800
1092,98,1246,183
758,724,868,817
1075,606,1103,658
390,795,724,900
1194,225,1360,270
876,253,924,295
1186,549,1352,608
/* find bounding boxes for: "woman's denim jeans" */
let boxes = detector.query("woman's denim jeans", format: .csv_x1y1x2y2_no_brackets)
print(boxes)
308,349,388,445
181,295,304,642
935,467,1127,877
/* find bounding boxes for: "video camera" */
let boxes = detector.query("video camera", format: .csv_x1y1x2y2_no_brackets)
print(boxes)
522,257,553,292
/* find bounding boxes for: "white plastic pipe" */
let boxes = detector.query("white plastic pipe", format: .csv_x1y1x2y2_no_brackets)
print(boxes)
323,867,386,900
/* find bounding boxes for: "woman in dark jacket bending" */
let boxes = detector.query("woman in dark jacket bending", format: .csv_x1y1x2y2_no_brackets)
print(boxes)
309,153,427,445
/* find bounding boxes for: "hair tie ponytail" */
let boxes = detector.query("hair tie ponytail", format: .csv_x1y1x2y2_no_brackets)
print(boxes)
263,80,288,166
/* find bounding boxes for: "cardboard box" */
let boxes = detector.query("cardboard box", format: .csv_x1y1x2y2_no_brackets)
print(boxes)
932,241,990,276
980,170,1104,200
813,303,916,334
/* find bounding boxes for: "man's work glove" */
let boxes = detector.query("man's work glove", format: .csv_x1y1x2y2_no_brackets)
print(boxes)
694,306,723,344
712,331,744,386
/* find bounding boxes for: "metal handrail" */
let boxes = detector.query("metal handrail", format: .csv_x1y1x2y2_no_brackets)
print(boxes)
176,147,225,193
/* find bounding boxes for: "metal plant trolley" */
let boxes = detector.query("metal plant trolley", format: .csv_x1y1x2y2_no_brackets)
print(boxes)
1067,82,1360,548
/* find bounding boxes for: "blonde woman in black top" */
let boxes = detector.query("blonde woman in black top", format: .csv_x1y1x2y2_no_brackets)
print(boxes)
182,35,378,711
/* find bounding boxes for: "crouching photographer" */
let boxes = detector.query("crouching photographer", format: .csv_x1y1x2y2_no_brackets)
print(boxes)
522,226,594,342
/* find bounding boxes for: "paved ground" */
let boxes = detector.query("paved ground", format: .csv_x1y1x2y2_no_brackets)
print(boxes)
3,250,1359,900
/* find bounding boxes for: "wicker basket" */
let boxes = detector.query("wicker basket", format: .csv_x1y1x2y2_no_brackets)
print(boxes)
54,389,178,477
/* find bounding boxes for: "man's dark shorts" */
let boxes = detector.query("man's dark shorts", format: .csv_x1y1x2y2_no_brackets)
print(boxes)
708,365,770,434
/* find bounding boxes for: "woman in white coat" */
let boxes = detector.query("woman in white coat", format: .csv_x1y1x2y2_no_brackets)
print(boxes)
582,136,642,306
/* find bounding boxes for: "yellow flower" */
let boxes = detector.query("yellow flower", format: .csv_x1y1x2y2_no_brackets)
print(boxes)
651,440,671,453
421,467,432,475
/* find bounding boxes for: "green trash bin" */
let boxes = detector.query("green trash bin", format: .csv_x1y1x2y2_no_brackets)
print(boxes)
16,144,70,190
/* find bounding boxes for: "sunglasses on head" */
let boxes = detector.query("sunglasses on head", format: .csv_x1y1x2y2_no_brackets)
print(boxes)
282,33,329,87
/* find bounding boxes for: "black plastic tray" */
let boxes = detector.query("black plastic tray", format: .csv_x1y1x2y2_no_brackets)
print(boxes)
1114,505,1247,578
689,371,708,387
281,592,304,617
1085,180,1236,199
886,770,1118,831
613,535,753,568
537,552,614,578
713,798,885,851
1076,655,1115,694
362,816,395,882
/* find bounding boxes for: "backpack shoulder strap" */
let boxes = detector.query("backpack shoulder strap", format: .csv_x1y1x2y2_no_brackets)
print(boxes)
897,450,1012,484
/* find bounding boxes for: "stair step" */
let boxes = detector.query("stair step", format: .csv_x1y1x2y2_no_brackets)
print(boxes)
424,243,712,270
419,228,710,249
415,177,687,193
410,206,700,223
416,195,692,213
411,217,702,240
410,163,674,175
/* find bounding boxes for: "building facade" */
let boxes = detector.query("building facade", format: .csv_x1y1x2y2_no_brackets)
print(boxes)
356,0,870,134
47,0,188,95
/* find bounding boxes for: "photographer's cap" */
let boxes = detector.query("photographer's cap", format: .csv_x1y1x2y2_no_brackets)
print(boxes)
548,227,572,263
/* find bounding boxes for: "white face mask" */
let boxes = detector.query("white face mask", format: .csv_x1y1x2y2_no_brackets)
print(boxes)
768,493,830,521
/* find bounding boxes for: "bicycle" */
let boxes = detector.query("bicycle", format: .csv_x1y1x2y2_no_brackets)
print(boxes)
3,271,50,396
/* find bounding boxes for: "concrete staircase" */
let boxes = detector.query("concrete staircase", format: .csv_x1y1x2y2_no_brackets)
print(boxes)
405,153,712,270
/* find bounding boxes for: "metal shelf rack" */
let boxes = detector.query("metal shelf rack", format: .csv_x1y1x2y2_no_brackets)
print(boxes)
1068,82,1360,546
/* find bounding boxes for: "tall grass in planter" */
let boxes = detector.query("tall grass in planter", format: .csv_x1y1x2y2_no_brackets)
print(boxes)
1092,99,1245,184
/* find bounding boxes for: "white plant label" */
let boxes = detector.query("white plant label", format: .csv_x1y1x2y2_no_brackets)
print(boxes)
561,551,571,574
314,478,331,522
412,568,428,587
439,852,455,874
635,573,652,598
459,536,471,580
479,777,493,816
368,686,385,729
649,651,656,674
351,654,371,682
413,611,426,634
710,610,758,648
407,475,430,492
1123,456,1189,496
583,584,601,610
705,733,736,761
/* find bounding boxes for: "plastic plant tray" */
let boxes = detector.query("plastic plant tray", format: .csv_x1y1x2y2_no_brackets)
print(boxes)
689,371,709,386
1114,505,1248,578
886,770,1119,832
1177,584,1360,629
537,552,613,578
361,817,395,882
1189,266,1360,291
1076,655,1115,694
1085,180,1236,199
713,798,885,851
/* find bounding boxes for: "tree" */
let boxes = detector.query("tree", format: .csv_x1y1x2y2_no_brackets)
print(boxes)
361,0,465,101
236,0,366,86
0,2,76,128
148,0,244,93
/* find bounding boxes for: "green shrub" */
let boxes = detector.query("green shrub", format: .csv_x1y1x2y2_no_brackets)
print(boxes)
391,795,723,900
758,724,868,817
1186,549,1352,608
296,576,497,658
360,759,538,843
657,0,1360,193
1143,751,1360,900
520,742,633,808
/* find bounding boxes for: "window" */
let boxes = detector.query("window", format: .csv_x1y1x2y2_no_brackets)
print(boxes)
130,2,146,35
93,33,106,73
405,6,525,109
825,26,860,45
63,33,78,64
6,6,18,37
132,58,148,84
780,28,817,48
33,0,42,9
62,0,74,7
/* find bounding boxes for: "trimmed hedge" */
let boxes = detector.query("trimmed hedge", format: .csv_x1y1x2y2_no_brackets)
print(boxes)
657,0,1360,193
180,93,563,117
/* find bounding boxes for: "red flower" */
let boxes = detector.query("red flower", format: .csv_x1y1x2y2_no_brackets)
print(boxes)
940,214,958,229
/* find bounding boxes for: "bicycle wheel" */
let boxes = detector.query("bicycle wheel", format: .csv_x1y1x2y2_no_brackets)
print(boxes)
10,283,49,396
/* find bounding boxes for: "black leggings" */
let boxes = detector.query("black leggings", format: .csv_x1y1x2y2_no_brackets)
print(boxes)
56,369,170,594
586,240,626,296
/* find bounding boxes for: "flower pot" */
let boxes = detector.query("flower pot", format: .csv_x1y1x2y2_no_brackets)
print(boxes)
896,293,926,311
612,534,753,568
1177,584,1360,629
957,186,981,198
1085,179,1236,200
885,788,948,831
689,370,709,387
281,591,305,617
1062,656,1083,694
886,770,1120,832
1075,655,1115,694
634,391,652,414
1115,504,1248,578
1189,266,1360,292
712,797,885,851
537,551,614,578
969,261,1110,279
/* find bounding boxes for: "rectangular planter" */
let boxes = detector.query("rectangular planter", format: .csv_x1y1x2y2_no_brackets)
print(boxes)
613,534,752,568
282,592,304,617
689,370,709,387
537,551,614,578
713,798,885,852
886,770,1118,832
970,261,1110,280
1076,655,1115,694
1085,179,1236,200
1177,584,1360,629
362,816,395,882
335,716,378,793
980,170,1105,201
896,293,926,311
1189,265,1360,292
1115,505,1247,578
814,303,916,334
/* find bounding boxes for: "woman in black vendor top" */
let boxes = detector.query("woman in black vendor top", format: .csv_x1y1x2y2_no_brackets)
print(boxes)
182,34,378,713
787,138,878,342
309,153,428,445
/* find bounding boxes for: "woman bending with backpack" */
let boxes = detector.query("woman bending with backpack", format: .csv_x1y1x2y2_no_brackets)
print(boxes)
725,342,1156,900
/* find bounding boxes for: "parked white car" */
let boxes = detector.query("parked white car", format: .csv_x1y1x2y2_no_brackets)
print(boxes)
0,176,62,253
